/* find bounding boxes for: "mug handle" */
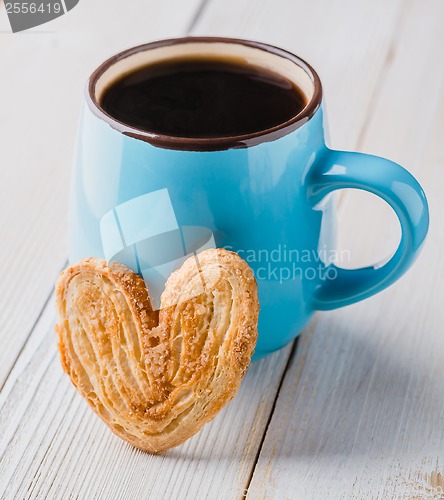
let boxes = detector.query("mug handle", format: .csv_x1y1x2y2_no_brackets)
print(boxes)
306,149,429,310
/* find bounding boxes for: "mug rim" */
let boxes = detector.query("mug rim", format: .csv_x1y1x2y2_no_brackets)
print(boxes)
87,36,323,151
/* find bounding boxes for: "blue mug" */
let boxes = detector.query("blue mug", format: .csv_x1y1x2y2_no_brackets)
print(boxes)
69,37,429,359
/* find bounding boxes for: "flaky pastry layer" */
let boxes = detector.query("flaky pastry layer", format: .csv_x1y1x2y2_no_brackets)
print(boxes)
55,249,259,453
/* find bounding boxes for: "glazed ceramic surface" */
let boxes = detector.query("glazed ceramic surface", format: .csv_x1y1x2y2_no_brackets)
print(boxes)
69,38,429,358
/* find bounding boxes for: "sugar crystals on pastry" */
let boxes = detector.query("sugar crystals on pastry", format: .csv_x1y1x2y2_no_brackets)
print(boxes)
55,248,259,453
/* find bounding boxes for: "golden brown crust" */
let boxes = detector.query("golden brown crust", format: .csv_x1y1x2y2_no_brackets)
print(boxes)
55,249,259,453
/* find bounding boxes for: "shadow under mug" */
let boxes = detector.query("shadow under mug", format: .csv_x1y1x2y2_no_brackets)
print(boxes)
69,37,429,359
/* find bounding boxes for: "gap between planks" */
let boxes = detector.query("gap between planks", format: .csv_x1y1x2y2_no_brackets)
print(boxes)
0,271,299,496
334,1,408,213
240,7,408,496
245,0,444,498
243,332,309,498
186,0,212,34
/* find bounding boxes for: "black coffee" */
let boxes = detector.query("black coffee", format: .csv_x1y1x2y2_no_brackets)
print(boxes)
101,57,307,138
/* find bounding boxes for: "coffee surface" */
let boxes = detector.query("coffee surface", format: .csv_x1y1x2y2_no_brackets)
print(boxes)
101,58,307,138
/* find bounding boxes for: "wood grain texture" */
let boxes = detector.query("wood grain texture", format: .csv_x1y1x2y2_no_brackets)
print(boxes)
0,0,202,389
0,294,292,498
0,0,443,498
248,1,444,498
0,1,296,497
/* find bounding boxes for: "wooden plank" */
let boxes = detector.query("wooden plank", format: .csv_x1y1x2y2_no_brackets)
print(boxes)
0,0,203,389
248,1,444,498
0,294,292,498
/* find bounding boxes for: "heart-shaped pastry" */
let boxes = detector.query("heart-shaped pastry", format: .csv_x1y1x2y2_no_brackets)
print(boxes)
55,248,259,453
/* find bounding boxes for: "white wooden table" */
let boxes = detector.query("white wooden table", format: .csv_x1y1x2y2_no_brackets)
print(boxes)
0,0,443,498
